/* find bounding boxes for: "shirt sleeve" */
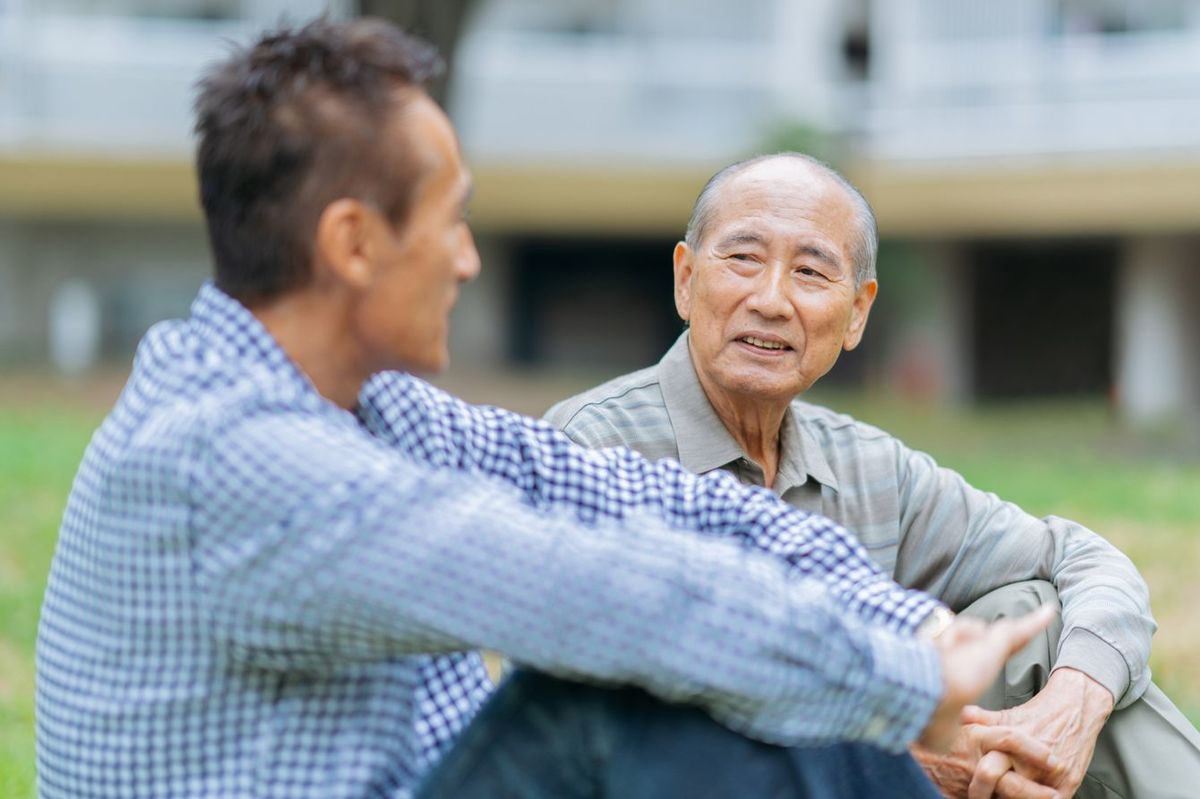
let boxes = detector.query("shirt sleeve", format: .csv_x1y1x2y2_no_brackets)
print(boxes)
891,443,1155,709
360,373,943,636
191,396,942,752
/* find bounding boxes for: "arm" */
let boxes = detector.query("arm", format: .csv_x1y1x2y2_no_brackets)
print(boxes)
360,372,942,635
193,400,942,752
893,446,1146,797
891,444,1154,709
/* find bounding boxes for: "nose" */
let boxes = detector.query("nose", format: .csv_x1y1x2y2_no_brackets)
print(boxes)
457,226,481,283
744,264,793,319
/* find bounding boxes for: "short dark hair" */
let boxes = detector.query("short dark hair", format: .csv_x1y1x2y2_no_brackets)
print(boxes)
194,17,443,305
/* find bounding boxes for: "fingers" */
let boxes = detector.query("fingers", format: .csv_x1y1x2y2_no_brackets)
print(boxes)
995,770,1060,799
968,750,1013,799
940,615,986,645
989,605,1057,660
968,751,1061,799
961,705,1004,725
971,725,1058,777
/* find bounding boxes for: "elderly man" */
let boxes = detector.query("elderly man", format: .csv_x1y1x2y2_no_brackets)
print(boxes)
34,20,1060,799
547,152,1200,798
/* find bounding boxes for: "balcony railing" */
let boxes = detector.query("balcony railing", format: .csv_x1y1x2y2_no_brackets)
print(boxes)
0,6,337,153
449,28,779,165
862,0,1200,160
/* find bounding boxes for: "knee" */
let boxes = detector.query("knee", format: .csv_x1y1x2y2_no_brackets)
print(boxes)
959,580,1060,622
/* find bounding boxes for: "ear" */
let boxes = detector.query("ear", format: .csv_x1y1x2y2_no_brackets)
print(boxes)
314,198,376,290
842,278,878,351
672,241,695,323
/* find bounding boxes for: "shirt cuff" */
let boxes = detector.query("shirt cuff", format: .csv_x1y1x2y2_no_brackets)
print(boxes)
915,605,955,639
844,624,943,752
1052,627,1130,707
900,593,950,636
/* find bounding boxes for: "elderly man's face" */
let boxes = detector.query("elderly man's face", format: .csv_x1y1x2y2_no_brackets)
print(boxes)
673,162,877,405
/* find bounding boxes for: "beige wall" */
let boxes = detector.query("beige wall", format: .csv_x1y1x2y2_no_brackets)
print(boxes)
8,152,1200,240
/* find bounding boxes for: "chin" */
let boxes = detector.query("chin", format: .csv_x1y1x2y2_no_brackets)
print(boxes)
724,372,803,402
420,348,451,375
387,344,449,376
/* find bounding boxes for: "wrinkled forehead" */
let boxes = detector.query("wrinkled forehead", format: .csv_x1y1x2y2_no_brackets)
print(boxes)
704,163,856,257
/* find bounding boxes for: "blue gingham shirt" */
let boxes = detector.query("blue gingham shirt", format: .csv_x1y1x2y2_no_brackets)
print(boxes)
36,283,943,799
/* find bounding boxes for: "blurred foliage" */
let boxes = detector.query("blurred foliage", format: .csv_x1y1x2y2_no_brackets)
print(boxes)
755,117,842,165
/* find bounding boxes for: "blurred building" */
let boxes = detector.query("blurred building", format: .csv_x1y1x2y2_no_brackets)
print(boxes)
1,0,1198,426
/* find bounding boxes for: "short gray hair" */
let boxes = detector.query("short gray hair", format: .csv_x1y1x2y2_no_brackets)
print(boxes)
683,152,878,287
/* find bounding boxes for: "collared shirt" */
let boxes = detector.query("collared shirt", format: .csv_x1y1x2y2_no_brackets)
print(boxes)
546,331,1157,709
37,285,943,799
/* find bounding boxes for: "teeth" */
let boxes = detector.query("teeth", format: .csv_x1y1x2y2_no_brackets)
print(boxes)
742,336,786,350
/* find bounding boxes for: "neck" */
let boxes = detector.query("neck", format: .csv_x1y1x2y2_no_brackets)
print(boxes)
252,290,369,411
692,359,789,490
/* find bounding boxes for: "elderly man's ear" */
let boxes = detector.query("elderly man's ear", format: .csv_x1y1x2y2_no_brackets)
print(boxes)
672,241,695,322
843,279,878,352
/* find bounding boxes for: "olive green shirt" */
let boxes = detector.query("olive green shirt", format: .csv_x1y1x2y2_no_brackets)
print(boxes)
546,332,1155,709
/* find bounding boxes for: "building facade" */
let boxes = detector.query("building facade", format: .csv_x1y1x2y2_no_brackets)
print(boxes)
2,0,1197,426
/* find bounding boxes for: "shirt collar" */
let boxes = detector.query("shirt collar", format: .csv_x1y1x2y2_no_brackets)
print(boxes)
189,281,313,391
658,331,839,493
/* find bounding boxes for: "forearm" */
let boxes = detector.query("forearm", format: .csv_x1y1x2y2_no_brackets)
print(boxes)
895,451,1154,707
362,373,942,634
199,441,943,749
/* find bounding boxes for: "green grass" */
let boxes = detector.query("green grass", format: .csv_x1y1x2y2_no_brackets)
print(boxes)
1,391,1197,796
0,406,102,798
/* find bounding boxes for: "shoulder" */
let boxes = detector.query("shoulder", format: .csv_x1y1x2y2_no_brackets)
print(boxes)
126,320,328,448
788,397,908,459
544,365,670,450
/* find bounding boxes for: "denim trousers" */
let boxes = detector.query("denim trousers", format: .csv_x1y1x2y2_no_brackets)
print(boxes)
417,669,939,799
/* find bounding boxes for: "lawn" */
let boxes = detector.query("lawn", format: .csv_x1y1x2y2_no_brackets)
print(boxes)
1,383,1197,797
0,405,103,797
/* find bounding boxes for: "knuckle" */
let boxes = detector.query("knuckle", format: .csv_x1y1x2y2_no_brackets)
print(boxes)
980,763,1006,781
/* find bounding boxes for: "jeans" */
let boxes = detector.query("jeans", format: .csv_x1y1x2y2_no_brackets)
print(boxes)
417,669,939,799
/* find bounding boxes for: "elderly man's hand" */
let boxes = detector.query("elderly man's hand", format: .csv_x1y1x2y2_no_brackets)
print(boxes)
913,723,1061,799
918,607,1056,753
958,667,1112,798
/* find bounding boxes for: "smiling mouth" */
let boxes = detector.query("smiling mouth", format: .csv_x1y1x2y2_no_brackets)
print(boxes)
737,335,791,352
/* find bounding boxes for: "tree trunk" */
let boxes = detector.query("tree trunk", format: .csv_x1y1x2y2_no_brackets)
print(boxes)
356,0,482,106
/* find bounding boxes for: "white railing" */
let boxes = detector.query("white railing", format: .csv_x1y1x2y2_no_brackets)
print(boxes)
0,5,339,153
863,0,1200,160
449,28,779,164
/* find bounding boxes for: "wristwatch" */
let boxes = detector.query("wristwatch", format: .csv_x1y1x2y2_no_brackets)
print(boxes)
917,605,955,640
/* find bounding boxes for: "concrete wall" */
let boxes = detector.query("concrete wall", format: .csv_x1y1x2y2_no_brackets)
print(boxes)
1116,237,1200,427
0,219,209,368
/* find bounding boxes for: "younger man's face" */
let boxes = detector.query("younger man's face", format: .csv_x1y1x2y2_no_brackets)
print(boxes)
352,92,480,375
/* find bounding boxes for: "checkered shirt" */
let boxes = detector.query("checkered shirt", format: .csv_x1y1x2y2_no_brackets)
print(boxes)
37,283,943,799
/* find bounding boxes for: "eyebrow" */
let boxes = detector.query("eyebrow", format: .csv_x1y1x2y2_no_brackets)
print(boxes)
795,243,840,269
713,231,767,250
715,231,843,270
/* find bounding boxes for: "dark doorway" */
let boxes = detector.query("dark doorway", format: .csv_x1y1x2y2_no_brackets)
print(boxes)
971,240,1116,398
509,236,682,371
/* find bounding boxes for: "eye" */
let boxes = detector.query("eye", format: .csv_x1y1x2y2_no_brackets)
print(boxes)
797,266,825,279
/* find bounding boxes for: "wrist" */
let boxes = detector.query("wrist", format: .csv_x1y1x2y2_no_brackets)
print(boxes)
917,605,955,640
1048,666,1115,719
